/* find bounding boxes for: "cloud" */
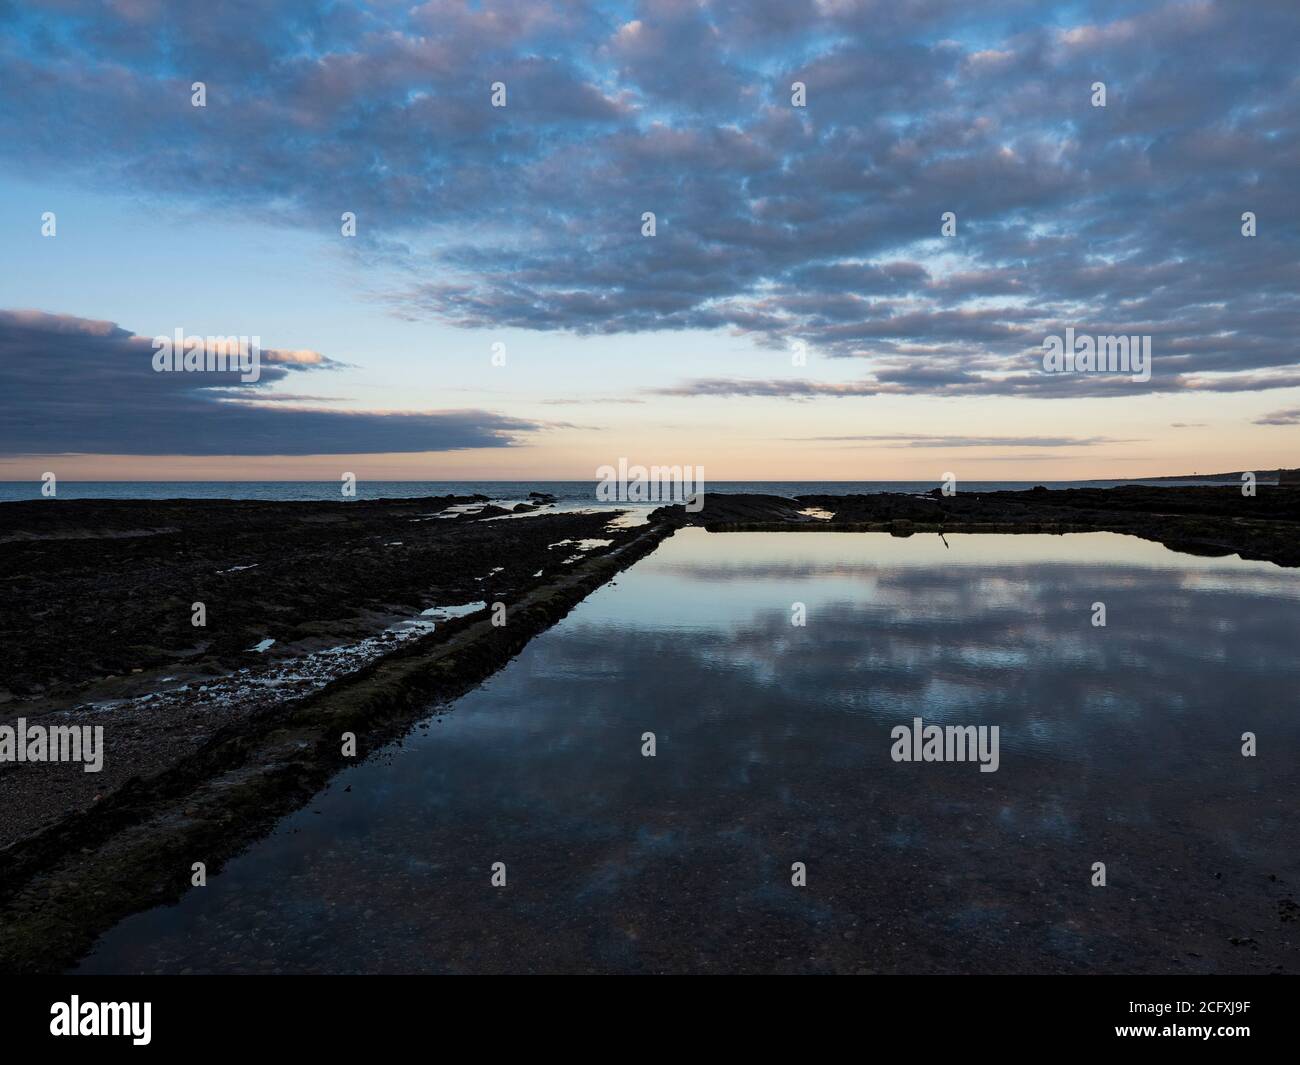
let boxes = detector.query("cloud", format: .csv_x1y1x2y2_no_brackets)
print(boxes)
786,434,1139,448
540,396,646,405
650,367,1300,400
0,1,1297,398
0,310,540,456
1254,408,1300,426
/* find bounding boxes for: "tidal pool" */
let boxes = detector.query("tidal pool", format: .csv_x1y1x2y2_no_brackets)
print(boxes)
77,530,1300,974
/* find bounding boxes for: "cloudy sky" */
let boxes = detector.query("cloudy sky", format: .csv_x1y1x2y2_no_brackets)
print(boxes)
0,0,1296,481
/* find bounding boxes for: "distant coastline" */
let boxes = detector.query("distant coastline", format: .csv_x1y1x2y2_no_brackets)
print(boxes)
2,471,1296,503
1139,466,1296,484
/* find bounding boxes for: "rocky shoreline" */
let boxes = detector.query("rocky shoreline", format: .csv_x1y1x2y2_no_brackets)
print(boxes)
0,495,652,850
1,484,1296,973
660,484,1300,568
0,494,671,972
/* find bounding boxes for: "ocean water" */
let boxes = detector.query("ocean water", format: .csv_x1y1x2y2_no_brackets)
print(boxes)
77,529,1300,974
0,477,1248,504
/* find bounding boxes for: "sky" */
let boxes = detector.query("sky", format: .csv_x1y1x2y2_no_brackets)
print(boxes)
0,0,1297,482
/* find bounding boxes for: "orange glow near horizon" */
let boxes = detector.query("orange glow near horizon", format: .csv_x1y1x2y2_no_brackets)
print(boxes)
3,385,1295,484
2,442,1294,483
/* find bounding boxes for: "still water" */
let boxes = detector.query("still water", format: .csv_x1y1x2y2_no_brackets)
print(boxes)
78,530,1300,973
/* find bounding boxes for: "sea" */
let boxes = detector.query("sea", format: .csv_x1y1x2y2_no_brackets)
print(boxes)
0,478,1246,504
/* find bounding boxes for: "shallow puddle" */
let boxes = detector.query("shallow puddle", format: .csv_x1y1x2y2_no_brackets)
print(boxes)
76,531,1300,973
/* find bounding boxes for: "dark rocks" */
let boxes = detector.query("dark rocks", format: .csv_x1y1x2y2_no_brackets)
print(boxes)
0,518,673,974
651,493,807,526
699,485,1300,568
0,495,646,851
0,494,626,707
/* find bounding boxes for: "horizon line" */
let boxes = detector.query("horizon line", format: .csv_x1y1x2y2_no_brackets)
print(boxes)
1,472,1288,485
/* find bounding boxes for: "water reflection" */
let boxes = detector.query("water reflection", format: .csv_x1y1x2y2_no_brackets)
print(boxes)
78,531,1300,974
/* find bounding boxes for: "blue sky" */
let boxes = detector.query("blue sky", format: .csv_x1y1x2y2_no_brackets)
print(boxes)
0,0,1297,480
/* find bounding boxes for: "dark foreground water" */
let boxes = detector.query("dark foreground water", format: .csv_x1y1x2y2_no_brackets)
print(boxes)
77,531,1300,974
